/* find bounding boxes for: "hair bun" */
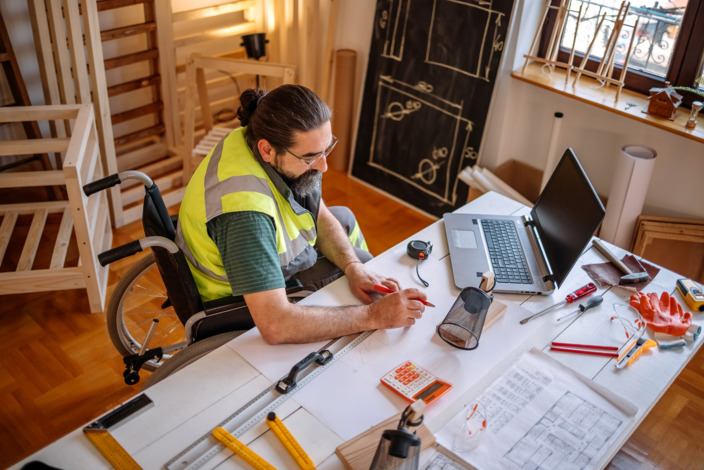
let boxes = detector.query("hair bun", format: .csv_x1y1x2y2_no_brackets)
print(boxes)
237,89,267,126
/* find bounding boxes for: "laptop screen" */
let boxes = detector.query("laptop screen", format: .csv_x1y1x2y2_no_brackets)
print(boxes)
531,149,605,287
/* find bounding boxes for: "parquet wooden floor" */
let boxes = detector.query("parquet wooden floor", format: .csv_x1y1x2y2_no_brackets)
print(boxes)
1,168,702,469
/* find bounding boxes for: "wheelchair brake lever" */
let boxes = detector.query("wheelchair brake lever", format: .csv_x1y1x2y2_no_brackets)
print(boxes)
122,347,163,385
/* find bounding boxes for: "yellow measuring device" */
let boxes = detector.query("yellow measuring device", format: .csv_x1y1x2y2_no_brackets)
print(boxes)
82,393,153,470
83,426,142,470
212,413,316,470
266,412,315,470
213,427,275,470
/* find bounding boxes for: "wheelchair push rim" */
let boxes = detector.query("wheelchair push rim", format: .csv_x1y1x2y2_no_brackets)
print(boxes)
107,253,187,371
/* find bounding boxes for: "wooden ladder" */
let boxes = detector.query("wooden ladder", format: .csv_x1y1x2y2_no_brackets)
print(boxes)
96,0,182,223
98,0,167,151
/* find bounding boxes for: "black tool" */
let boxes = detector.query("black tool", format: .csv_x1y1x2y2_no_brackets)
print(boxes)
407,240,432,287
592,239,650,284
276,350,333,394
556,295,603,322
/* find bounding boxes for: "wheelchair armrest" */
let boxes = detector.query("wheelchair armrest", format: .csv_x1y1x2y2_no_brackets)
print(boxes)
192,279,310,343
284,278,305,294
203,295,247,314
201,279,305,316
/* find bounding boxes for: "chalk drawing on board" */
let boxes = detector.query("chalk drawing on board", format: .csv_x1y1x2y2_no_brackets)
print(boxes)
412,147,447,185
351,0,516,217
381,99,421,121
426,0,506,81
381,0,411,61
367,76,475,206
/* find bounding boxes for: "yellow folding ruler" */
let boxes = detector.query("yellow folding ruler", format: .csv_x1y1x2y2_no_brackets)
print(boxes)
82,393,153,470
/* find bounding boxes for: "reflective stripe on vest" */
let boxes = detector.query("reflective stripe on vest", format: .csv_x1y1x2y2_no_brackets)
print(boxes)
177,127,318,299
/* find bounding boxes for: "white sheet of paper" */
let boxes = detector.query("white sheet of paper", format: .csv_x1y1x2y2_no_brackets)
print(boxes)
292,297,538,441
228,254,542,442
435,348,638,470
228,248,456,382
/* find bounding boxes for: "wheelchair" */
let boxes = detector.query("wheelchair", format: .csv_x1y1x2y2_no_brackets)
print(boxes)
83,171,306,387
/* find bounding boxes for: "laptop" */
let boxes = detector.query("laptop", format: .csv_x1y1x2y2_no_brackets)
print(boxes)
443,148,605,294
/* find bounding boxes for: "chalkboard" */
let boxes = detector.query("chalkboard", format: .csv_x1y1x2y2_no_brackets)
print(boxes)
351,0,516,217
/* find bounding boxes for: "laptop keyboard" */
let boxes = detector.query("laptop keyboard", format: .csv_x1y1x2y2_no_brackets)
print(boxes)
481,219,533,284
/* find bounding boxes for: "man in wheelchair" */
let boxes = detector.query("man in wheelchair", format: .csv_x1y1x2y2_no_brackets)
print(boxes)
177,84,428,344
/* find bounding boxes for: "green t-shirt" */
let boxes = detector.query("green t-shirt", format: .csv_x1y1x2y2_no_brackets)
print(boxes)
207,211,286,295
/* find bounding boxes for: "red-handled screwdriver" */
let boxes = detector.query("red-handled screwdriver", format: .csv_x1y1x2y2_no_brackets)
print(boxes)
519,283,597,324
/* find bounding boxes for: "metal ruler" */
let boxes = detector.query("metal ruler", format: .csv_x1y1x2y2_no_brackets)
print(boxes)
83,393,153,470
164,330,374,470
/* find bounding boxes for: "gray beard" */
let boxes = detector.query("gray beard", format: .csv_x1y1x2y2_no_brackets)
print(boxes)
272,154,322,198
289,170,322,198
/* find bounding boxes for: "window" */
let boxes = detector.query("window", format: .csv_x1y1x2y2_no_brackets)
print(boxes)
541,0,704,104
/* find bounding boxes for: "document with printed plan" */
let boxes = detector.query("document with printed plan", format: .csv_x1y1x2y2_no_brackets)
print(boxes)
435,348,637,470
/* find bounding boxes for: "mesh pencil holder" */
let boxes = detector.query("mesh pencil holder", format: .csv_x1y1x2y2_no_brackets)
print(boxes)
437,287,493,350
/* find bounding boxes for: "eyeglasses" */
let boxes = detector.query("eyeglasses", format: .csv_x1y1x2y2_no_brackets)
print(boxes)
285,135,339,168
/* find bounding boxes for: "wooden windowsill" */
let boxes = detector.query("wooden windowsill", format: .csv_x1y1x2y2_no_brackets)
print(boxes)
512,63,704,145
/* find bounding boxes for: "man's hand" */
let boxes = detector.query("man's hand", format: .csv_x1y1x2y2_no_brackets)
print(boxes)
344,262,401,304
630,291,692,336
368,287,426,328
245,282,425,344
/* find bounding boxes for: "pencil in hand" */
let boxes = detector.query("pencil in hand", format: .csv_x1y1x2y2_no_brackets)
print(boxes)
373,284,435,307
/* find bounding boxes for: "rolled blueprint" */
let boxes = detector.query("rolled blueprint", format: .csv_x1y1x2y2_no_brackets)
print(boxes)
540,112,564,190
600,145,657,249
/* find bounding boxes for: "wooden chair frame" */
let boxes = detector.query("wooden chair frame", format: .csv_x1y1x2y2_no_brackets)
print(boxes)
0,105,111,313
182,55,296,178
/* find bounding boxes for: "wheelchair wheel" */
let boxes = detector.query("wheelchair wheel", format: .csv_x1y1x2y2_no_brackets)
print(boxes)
107,253,187,371
142,331,244,388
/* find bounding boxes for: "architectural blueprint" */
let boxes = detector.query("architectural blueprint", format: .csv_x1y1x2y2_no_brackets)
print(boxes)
435,348,637,470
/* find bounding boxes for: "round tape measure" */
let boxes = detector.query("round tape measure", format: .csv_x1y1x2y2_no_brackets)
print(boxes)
407,240,432,260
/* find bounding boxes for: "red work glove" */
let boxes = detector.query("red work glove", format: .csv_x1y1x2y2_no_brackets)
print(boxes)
630,291,692,336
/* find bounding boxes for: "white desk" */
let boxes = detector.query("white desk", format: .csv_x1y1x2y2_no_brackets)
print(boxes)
14,192,702,470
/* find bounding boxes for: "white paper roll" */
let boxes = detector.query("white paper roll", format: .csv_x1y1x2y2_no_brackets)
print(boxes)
600,145,657,249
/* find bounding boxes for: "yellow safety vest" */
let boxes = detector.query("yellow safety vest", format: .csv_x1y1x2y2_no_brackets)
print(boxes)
177,127,318,301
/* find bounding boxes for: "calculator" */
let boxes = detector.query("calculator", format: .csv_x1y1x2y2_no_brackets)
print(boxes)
380,360,452,405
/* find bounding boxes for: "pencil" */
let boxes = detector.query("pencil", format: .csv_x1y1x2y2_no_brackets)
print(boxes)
373,284,435,307
550,346,619,358
551,342,618,351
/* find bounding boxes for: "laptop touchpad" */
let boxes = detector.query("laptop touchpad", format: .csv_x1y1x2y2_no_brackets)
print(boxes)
452,229,478,249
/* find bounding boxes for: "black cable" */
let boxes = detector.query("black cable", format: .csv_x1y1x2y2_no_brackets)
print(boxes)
415,258,429,287
212,70,243,124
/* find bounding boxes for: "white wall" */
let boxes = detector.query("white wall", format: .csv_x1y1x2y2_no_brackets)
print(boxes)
334,0,704,221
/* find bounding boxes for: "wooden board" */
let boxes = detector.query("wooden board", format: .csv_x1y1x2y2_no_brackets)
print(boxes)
484,299,507,330
335,412,436,470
